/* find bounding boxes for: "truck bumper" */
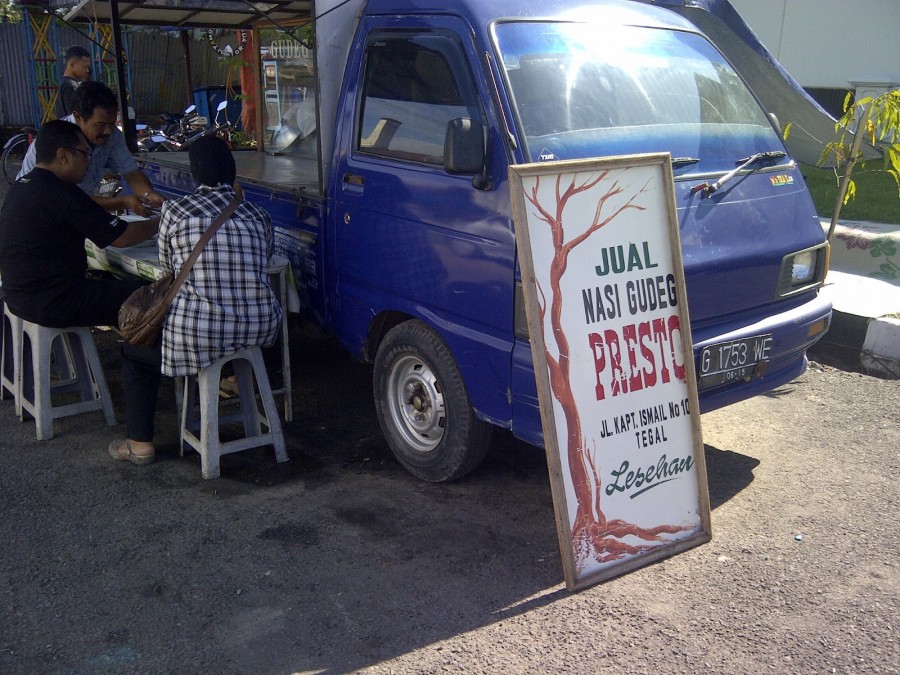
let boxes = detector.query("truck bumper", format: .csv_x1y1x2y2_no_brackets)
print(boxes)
510,292,832,447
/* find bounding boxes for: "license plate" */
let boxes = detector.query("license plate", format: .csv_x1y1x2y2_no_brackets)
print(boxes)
699,334,773,390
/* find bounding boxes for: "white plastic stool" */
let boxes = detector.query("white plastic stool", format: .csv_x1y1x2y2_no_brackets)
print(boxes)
179,346,288,479
15,315,117,440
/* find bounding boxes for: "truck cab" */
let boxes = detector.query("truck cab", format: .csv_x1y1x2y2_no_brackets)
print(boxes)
323,0,830,480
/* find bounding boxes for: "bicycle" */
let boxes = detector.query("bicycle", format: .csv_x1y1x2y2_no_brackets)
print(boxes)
2,127,37,184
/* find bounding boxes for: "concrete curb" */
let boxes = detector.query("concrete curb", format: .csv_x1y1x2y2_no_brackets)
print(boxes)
812,237,900,379
811,308,900,379
860,317,900,377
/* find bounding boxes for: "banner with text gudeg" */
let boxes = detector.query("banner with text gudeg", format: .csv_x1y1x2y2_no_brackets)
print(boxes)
509,153,711,591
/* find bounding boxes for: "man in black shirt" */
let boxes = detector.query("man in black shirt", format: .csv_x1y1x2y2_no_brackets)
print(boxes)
0,120,157,328
58,45,92,118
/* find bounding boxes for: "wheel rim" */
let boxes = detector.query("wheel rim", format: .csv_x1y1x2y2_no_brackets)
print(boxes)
386,353,446,454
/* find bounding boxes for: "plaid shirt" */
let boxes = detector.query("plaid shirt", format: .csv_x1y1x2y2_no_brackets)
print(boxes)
158,184,282,376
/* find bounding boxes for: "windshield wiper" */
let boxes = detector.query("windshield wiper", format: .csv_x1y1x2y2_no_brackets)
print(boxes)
672,157,700,168
690,150,787,197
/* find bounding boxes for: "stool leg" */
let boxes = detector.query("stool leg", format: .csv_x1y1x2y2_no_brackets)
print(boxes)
73,330,117,427
265,265,293,423
31,331,55,440
277,270,293,423
1,306,20,408
280,323,293,423
62,334,93,401
232,358,262,437
1,304,10,401
198,362,225,479
49,334,77,386
13,324,27,421
179,375,201,458
2,309,24,419
44,334,85,399
248,349,288,464
176,376,188,456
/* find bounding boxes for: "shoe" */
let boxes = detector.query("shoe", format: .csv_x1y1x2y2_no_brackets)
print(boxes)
218,375,240,399
108,439,155,466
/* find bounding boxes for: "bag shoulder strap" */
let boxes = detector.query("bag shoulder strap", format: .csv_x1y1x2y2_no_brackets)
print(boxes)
161,195,241,304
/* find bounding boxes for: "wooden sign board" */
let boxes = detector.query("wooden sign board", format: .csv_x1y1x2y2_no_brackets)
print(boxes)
509,153,711,591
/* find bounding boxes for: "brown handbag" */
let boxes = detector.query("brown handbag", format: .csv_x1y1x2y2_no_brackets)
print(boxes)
117,196,240,348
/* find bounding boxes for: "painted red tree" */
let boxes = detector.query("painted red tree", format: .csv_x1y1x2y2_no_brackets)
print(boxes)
524,169,691,574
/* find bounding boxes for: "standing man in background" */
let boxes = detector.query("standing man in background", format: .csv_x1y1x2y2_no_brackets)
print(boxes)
58,45,92,117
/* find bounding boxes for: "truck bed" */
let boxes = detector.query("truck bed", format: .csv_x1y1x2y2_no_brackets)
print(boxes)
137,148,325,323
137,150,322,198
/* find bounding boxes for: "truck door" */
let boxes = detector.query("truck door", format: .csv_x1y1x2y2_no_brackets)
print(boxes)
329,18,517,478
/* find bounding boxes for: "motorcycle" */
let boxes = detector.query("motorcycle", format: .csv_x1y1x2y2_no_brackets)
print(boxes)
138,101,232,152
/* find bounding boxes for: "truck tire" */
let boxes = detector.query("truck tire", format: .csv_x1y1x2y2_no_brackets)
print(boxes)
374,320,493,482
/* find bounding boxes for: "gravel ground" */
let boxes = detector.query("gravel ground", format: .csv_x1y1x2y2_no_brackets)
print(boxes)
0,329,898,674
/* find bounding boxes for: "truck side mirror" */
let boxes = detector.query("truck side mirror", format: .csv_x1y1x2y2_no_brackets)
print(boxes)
444,117,487,178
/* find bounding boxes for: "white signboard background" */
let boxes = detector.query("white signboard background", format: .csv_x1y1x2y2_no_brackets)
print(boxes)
510,154,711,590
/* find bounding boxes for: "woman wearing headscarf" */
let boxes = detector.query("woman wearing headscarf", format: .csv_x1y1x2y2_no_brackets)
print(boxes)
108,136,282,465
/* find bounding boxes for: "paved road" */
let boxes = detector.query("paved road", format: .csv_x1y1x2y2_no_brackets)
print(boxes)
1,328,898,673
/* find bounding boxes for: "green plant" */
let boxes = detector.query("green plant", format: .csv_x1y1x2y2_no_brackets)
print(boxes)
0,0,22,23
229,130,256,149
218,54,251,100
787,90,900,239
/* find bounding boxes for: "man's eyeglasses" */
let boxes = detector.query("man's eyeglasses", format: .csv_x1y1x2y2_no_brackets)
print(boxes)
69,146,92,159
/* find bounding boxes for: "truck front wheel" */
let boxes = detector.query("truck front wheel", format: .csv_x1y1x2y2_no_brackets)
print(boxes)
373,320,492,482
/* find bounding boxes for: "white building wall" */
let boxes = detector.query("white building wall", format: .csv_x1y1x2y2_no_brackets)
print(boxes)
728,0,900,90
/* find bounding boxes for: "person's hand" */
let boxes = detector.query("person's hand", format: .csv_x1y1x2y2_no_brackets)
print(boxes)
121,193,152,217
138,190,166,207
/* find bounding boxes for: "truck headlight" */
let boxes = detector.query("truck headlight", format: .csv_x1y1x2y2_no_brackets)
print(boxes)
776,243,829,298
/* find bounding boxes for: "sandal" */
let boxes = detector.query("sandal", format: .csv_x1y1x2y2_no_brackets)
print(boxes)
218,375,240,399
108,439,155,466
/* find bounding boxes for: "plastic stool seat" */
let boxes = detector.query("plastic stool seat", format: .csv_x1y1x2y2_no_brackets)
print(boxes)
11,311,117,440
179,346,288,479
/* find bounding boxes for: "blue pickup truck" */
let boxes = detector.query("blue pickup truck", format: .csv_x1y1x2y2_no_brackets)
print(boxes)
139,0,832,481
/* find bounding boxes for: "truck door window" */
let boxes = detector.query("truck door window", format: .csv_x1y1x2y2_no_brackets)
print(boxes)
357,33,479,166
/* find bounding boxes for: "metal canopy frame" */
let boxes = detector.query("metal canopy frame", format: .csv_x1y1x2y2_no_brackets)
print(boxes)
56,0,312,29
29,0,315,149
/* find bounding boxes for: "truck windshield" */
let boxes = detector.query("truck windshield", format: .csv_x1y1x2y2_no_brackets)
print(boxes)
493,21,788,174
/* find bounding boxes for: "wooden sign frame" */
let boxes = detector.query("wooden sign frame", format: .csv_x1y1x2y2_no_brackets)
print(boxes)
509,153,711,591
